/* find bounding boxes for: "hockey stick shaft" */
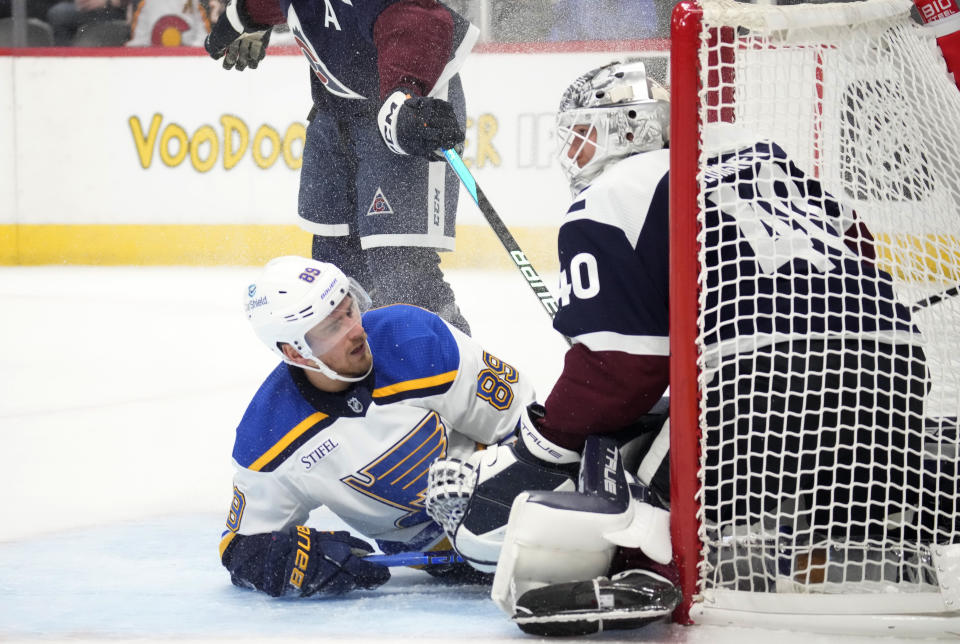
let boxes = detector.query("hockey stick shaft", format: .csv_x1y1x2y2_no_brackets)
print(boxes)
912,285,960,312
443,148,564,325
365,550,464,567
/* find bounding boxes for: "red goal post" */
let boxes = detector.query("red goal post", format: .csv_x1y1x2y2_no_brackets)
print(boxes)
669,0,960,634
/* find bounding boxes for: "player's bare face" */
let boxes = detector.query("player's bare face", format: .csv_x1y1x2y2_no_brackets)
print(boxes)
569,124,598,168
306,296,372,377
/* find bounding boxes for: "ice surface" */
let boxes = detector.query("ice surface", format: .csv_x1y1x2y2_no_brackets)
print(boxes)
0,267,912,643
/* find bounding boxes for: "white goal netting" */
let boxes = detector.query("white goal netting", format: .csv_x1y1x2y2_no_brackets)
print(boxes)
682,0,960,627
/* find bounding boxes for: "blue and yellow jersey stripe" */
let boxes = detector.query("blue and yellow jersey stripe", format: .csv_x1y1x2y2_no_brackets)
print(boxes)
247,411,330,472
364,305,461,404
372,369,458,403
232,364,336,471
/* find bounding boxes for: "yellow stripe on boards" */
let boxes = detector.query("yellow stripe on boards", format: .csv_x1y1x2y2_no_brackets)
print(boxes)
5,225,960,283
874,233,960,283
373,370,458,398
0,224,560,271
248,411,329,472
0,224,312,266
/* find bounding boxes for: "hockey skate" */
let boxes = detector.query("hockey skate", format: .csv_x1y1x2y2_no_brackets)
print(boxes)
511,569,680,637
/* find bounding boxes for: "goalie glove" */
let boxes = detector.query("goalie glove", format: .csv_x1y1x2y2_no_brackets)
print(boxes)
205,0,271,70
425,405,579,571
377,89,464,159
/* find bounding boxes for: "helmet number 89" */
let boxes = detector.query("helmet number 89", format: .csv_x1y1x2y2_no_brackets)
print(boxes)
299,267,322,283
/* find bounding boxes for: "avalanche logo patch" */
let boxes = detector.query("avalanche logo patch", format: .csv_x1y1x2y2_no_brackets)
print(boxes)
367,188,394,216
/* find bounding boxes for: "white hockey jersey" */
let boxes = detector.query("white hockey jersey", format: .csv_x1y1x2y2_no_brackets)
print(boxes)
219,304,534,562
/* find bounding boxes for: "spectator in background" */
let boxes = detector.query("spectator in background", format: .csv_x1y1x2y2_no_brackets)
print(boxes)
0,0,59,20
127,0,212,46
549,0,661,41
46,0,129,45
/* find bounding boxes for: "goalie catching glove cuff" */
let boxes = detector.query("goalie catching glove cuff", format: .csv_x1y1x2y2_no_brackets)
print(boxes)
516,403,580,466
264,527,390,597
378,90,464,159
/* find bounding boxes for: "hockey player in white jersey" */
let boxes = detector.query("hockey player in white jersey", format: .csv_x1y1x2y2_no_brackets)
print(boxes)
218,255,575,598
424,58,929,636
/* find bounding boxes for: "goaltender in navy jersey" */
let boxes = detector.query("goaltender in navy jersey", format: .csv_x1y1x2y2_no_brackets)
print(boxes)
219,304,534,569
545,140,919,439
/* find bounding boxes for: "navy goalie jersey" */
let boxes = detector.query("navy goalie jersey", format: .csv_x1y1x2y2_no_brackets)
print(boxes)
553,149,671,359
552,141,919,368
701,140,918,361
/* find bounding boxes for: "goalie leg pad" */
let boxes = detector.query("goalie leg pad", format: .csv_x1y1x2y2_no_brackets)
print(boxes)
512,569,681,637
426,441,576,572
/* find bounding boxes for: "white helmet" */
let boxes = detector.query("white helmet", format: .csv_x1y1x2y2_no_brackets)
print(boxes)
244,256,373,382
556,59,670,194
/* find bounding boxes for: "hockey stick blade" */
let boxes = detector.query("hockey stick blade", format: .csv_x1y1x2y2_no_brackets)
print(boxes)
365,550,464,567
442,148,569,344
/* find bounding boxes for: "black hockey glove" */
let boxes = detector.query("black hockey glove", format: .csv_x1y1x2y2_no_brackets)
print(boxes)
263,526,390,597
377,89,464,159
204,0,270,70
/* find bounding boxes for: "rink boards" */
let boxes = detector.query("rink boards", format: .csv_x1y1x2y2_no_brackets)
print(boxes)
0,43,667,267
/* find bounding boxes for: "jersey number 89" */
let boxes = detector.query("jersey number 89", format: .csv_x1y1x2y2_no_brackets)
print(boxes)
476,351,519,410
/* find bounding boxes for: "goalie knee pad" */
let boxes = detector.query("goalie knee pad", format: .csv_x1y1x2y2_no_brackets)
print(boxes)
512,569,681,637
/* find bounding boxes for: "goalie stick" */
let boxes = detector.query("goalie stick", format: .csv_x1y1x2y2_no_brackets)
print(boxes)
443,148,571,346
365,550,464,567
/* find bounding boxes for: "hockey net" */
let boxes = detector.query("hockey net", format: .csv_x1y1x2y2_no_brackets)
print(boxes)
669,0,960,633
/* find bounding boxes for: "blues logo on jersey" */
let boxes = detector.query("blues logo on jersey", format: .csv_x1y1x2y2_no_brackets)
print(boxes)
341,411,448,528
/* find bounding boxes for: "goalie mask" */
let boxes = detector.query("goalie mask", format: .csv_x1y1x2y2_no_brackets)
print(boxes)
245,256,373,382
556,59,670,194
